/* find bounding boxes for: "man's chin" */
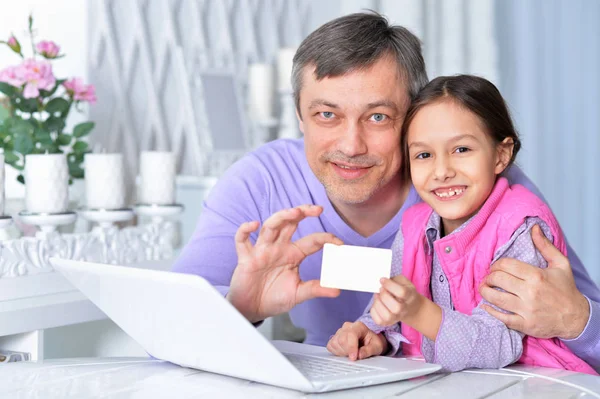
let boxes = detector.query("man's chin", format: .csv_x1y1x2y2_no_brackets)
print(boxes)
324,186,374,205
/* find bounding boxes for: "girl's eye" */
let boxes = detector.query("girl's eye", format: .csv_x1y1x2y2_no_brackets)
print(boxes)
369,113,387,122
455,147,470,154
416,152,431,159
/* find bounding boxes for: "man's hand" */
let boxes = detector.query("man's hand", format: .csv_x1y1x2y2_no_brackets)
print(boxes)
227,205,343,323
326,321,388,361
480,224,590,339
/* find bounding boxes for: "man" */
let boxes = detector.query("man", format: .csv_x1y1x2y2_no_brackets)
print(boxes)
173,12,600,369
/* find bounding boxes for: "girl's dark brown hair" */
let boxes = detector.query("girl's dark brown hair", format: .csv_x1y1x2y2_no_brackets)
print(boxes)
400,74,521,179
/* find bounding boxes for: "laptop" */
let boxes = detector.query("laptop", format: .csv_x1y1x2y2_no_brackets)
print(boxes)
49,258,441,393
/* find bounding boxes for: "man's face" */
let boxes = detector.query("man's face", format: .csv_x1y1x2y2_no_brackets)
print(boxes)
297,56,410,205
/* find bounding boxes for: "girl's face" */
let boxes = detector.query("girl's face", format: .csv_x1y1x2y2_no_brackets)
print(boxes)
406,100,512,234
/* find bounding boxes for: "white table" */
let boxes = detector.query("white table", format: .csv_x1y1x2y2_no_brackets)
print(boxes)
0,260,174,360
3,357,600,398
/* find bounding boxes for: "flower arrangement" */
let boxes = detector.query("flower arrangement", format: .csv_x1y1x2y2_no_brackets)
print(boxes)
0,15,96,183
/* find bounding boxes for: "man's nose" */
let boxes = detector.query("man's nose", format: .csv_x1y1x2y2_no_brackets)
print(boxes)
337,122,368,157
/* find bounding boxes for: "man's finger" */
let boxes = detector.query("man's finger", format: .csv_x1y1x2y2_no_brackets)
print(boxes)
490,257,541,281
293,232,343,256
481,304,525,332
530,224,569,270
234,221,259,256
484,269,526,295
296,279,340,304
257,208,301,245
479,285,522,315
276,205,324,243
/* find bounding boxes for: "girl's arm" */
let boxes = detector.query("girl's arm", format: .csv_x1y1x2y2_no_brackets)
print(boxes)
356,229,410,356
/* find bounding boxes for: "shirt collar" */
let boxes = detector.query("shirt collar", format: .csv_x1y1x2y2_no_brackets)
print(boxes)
424,211,475,254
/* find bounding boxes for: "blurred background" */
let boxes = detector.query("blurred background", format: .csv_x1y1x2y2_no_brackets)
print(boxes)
0,0,598,357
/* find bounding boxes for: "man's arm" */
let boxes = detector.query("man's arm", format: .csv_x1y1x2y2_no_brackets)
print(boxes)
172,152,342,323
171,154,267,296
505,166,600,302
484,166,600,369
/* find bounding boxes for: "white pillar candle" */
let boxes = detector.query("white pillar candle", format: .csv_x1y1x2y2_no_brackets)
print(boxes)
0,154,4,215
84,153,126,209
277,47,297,92
139,151,176,205
25,154,69,213
247,63,274,123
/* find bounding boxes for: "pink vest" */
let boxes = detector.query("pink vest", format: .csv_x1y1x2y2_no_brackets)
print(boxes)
400,177,597,375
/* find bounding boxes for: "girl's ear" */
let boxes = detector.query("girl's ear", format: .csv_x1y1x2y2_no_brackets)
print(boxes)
495,137,514,174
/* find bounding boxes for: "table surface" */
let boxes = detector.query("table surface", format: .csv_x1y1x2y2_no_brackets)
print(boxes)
3,357,600,398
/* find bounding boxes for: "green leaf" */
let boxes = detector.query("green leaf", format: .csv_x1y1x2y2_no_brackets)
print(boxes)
4,150,19,163
8,117,33,136
44,116,66,133
72,141,88,152
56,133,72,146
39,79,66,97
45,98,70,114
14,97,39,113
33,127,53,145
73,121,94,138
0,82,16,96
13,133,34,154
0,103,9,122
68,161,84,179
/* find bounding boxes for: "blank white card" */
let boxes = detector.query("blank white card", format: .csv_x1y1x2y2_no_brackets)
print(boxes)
320,244,392,293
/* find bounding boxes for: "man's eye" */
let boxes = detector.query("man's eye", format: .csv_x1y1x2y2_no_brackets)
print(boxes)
320,112,335,119
416,152,431,159
370,113,387,122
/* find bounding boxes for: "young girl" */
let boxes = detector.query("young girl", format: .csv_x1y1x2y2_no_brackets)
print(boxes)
326,75,597,374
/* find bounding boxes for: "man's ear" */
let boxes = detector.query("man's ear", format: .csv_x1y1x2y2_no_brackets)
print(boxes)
495,137,514,174
296,109,304,135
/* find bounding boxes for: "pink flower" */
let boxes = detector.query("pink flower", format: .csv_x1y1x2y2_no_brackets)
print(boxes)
7,36,21,54
13,59,56,98
36,40,60,59
63,78,96,104
0,65,25,87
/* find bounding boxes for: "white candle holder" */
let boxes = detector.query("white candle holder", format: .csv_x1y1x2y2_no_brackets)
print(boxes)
133,203,184,223
18,211,77,239
78,208,135,230
0,215,12,230
133,203,184,261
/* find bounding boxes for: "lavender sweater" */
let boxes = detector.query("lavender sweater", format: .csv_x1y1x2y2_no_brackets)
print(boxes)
172,139,600,369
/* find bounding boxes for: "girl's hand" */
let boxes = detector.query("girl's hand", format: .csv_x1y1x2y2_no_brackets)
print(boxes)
370,275,424,326
326,321,388,361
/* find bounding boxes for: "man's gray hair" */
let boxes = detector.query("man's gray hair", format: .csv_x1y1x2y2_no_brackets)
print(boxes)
292,12,428,115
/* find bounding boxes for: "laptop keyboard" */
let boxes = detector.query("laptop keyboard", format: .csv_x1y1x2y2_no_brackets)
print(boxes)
283,353,383,380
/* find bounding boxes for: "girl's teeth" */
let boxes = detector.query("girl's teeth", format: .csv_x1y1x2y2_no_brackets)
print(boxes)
435,189,464,197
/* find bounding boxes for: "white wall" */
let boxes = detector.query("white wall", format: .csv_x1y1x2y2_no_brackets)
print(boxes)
0,0,87,82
